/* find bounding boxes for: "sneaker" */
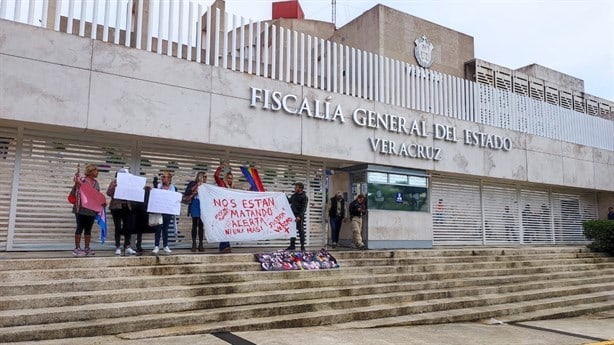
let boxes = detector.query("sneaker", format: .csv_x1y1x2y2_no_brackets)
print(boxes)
331,242,337,249
84,247,95,256
163,246,172,254
72,248,85,257
126,247,137,255
115,248,122,255
152,246,160,254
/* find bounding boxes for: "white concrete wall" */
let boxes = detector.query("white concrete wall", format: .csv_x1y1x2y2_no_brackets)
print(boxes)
1,19,613,193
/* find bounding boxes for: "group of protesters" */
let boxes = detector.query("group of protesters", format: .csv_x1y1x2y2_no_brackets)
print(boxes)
69,160,366,256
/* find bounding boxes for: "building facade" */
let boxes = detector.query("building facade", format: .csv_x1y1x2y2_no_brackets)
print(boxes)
0,0,612,251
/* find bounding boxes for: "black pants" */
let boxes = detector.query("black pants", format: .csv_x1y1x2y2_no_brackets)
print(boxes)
111,207,130,248
289,218,306,249
191,217,204,243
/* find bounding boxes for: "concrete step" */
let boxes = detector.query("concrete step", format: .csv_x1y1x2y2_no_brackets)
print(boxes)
2,260,613,298
1,275,612,329
2,268,613,311
1,255,611,284
113,291,614,340
1,246,611,342
2,286,611,342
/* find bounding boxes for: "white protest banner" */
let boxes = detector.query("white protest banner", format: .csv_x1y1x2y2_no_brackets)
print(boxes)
199,184,295,242
114,172,146,202
147,188,182,215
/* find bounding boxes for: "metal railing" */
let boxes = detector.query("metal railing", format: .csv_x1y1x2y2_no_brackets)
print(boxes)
1,0,612,150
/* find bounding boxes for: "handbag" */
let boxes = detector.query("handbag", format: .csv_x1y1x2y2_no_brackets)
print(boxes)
148,213,163,226
181,193,194,205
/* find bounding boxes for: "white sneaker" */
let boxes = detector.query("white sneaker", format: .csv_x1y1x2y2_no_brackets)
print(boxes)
115,248,121,255
126,247,137,255
152,246,160,254
163,246,172,254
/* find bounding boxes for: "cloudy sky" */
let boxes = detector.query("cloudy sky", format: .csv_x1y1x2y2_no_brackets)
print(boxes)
223,0,614,101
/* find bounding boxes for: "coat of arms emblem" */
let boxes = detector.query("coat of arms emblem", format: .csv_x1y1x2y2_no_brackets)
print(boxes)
414,35,434,68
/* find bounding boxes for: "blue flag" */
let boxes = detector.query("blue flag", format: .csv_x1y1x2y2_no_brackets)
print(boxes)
96,208,107,244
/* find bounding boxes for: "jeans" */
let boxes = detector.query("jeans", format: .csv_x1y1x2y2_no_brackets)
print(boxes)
329,216,343,243
155,214,172,247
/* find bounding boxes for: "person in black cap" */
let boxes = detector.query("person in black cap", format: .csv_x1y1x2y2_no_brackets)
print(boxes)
287,182,308,251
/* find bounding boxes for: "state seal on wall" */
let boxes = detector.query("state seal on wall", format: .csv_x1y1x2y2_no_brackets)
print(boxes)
414,35,434,68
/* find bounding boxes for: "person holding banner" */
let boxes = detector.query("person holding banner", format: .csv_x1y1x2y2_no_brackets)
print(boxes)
106,168,132,255
214,162,234,253
152,171,176,255
70,164,105,257
286,182,308,252
184,171,207,252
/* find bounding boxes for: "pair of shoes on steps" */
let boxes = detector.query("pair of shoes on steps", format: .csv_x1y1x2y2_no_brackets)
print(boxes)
154,246,171,254
125,247,137,255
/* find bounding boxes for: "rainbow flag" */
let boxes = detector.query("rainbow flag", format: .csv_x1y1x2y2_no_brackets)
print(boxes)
240,166,265,192
96,208,107,244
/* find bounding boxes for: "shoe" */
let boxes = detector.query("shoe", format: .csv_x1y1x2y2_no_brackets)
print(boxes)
115,248,121,255
163,246,172,254
220,247,232,253
198,244,204,252
300,246,306,251
332,242,337,249
84,248,95,256
285,246,295,251
72,248,85,257
191,243,197,252
152,246,160,254
126,247,137,255
136,245,144,253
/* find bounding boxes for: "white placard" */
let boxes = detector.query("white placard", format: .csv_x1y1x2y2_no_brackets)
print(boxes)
147,188,182,215
114,173,146,202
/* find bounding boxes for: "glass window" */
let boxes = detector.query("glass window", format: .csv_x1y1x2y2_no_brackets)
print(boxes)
389,174,408,185
409,176,428,187
367,183,428,212
368,172,388,183
365,170,429,212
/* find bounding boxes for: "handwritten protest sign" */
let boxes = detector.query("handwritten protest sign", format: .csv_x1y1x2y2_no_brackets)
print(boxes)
114,172,146,202
199,184,295,242
147,188,182,215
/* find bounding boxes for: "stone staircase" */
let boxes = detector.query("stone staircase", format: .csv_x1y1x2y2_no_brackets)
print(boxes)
1,246,613,342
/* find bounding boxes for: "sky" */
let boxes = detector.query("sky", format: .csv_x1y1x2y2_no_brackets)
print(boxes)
222,0,614,101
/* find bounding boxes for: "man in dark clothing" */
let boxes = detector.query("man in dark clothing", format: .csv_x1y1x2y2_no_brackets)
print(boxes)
348,194,367,249
328,191,346,248
608,206,614,220
287,182,308,251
